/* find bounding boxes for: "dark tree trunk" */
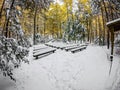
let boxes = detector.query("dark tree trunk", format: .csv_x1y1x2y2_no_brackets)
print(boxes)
87,20,90,42
44,19,45,36
33,5,37,45
89,19,92,43
100,5,106,45
98,15,102,45
5,0,15,38
102,0,110,48
95,16,98,39
42,9,46,36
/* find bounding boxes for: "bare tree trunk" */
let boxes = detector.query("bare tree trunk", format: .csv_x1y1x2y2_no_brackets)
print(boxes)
101,6,106,45
43,21,46,37
98,15,102,45
102,0,110,48
33,5,37,45
43,9,46,36
95,16,98,39
87,20,90,42
0,0,5,19
89,19,92,43
5,0,15,38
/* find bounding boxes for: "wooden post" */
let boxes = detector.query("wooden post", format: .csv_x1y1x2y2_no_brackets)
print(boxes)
109,27,114,75
106,18,120,75
107,27,110,49
110,27,114,57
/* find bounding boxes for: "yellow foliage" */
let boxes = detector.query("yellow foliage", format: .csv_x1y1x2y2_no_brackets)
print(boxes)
63,0,73,6
78,0,88,4
45,3,68,36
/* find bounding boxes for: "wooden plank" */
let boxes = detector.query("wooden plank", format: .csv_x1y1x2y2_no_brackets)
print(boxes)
65,45,81,51
34,47,48,51
106,18,120,27
71,46,87,53
106,18,120,31
34,48,56,56
33,48,56,59
45,43,79,50
65,46,79,51
110,27,114,57
60,44,79,50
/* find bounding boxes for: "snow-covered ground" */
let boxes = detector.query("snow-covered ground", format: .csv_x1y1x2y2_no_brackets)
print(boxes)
0,44,120,90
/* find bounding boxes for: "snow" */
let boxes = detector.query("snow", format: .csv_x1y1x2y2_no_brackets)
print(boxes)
33,47,56,56
47,41,79,48
0,44,120,90
34,44,48,49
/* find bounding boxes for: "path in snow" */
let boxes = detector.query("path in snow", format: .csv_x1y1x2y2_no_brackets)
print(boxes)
12,45,119,90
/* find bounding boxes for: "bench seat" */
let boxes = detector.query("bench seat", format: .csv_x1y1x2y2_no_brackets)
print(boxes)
33,48,56,59
65,45,80,51
71,46,87,53
34,47,49,51
59,44,79,50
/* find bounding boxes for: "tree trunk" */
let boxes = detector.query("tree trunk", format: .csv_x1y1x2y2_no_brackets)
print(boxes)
95,16,98,39
33,5,37,45
0,0,5,19
89,19,92,43
102,0,110,48
87,20,90,42
101,6,106,45
98,15,102,45
5,0,15,38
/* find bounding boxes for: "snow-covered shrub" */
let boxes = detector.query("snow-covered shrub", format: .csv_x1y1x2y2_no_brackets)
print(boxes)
34,34,50,44
0,36,29,81
0,0,31,81
18,37,32,48
0,0,52,81
35,34,41,44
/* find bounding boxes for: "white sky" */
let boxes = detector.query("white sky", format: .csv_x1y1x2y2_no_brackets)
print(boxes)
54,0,78,11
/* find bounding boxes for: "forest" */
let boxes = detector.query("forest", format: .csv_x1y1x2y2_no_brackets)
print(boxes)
0,0,120,90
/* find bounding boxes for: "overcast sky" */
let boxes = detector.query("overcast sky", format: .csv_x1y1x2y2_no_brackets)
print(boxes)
54,0,78,11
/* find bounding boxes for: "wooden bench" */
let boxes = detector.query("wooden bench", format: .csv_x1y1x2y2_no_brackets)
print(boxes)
59,45,77,50
34,47,48,51
45,43,82,50
33,47,48,54
71,46,87,53
65,45,80,51
45,43,57,48
33,48,56,59
45,44,64,49
57,44,79,50
45,44,53,47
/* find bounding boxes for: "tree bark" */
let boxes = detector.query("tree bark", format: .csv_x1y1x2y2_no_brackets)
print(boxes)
98,15,102,45
0,0,5,19
102,0,110,48
100,5,106,45
95,16,98,39
33,5,37,45
87,20,89,42
5,0,15,38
